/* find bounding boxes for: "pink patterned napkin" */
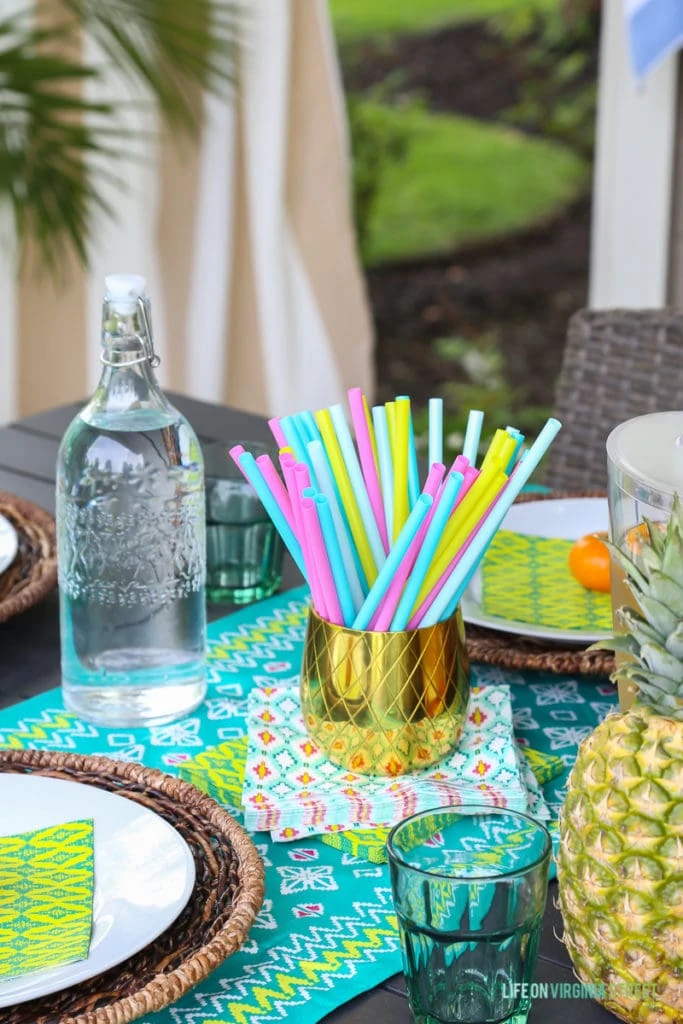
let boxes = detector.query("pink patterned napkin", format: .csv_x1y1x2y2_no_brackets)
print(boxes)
243,685,528,838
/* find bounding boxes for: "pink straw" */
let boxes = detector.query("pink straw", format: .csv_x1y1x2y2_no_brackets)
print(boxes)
301,497,344,625
348,388,390,554
280,454,328,619
407,473,509,629
454,465,479,507
255,453,296,533
269,418,288,449
370,462,445,631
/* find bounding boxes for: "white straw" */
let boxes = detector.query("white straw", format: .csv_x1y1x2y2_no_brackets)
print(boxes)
429,398,443,467
462,409,484,466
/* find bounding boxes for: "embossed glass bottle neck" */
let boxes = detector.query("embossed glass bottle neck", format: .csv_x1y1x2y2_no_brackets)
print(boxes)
81,299,175,429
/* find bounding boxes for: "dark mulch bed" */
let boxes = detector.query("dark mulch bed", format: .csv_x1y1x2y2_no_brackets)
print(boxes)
342,22,525,122
369,196,591,412
341,16,598,417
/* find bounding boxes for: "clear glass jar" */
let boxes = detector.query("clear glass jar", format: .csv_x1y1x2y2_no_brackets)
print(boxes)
56,275,207,726
607,410,683,709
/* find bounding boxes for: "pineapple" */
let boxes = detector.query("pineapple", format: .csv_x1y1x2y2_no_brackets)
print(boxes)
557,498,683,1024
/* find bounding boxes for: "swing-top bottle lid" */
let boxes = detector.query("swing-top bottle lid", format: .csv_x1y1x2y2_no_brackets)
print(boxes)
105,274,147,315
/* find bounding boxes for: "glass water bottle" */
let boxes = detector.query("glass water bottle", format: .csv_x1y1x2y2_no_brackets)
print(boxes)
57,274,207,726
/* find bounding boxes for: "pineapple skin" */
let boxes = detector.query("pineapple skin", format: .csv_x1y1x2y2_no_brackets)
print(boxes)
557,704,683,1024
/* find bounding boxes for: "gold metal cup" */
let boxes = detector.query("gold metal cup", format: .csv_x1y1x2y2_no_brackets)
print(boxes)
300,607,470,776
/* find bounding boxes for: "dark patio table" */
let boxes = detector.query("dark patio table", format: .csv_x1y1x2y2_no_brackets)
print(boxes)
0,394,618,1024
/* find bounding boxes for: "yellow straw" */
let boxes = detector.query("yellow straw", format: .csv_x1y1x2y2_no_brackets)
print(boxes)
386,401,397,465
314,408,378,585
363,393,380,475
392,398,410,540
414,464,508,605
492,434,518,473
479,428,509,472
278,446,294,456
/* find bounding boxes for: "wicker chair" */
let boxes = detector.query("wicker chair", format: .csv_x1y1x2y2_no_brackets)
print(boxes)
543,308,683,492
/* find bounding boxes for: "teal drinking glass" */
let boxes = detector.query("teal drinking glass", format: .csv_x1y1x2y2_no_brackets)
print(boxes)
204,441,284,605
387,806,551,1024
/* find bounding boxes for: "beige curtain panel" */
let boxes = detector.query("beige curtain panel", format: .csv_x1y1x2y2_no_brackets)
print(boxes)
0,0,374,423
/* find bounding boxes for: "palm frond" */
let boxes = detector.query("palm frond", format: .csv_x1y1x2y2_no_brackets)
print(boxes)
62,0,239,132
0,1,239,271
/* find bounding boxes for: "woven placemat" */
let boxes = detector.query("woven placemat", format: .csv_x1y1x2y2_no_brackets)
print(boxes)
465,491,615,678
0,492,57,624
0,749,265,1024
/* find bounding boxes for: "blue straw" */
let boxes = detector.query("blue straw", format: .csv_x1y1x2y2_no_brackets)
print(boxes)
505,427,525,474
397,396,420,506
307,439,367,603
420,418,562,626
280,415,310,468
462,409,484,466
429,398,443,467
390,471,463,631
329,404,387,573
300,410,323,449
372,405,394,541
236,451,307,577
313,493,356,626
353,494,433,630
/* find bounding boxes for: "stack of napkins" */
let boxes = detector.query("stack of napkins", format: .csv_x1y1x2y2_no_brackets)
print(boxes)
242,684,543,841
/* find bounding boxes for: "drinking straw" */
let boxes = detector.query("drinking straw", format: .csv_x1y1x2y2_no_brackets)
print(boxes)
480,428,509,472
307,439,366,606
329,404,387,572
413,463,507,608
314,493,356,627
455,464,480,506
462,409,484,466
230,447,306,577
429,398,443,467
505,427,524,474
362,392,380,473
372,405,394,542
301,497,344,626
386,401,397,464
280,415,310,468
371,463,447,631
397,396,420,507
392,398,410,540
300,410,323,449
315,408,379,585
391,470,463,631
348,388,389,553
416,417,562,627
408,473,504,628
279,453,327,617
352,493,434,631
268,417,287,449
254,453,296,534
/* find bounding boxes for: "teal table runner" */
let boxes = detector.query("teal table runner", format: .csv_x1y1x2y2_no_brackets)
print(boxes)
0,586,618,1023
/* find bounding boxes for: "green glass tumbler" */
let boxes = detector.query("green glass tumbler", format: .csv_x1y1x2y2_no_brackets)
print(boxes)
387,806,551,1024
204,441,284,605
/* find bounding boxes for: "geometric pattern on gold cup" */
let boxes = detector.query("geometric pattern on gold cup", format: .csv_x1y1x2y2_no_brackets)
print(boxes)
300,607,470,776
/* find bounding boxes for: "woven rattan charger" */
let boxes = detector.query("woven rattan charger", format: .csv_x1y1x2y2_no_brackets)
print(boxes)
0,749,264,1024
464,490,615,678
0,491,57,624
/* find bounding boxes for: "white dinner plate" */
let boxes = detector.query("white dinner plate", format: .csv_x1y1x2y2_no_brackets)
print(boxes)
0,513,18,575
0,774,195,1007
462,496,611,646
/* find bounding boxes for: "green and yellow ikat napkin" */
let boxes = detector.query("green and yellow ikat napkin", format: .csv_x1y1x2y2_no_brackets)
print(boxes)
480,531,613,631
0,818,94,981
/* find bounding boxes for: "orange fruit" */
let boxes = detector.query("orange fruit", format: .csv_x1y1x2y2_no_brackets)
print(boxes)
568,532,611,593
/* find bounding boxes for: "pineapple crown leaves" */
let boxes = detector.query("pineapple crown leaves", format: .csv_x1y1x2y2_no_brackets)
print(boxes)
591,493,683,721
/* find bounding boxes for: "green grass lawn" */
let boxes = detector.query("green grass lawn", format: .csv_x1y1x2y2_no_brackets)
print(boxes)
331,0,558,42
362,102,588,267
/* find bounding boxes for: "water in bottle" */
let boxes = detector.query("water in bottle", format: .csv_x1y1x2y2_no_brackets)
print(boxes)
57,275,207,725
